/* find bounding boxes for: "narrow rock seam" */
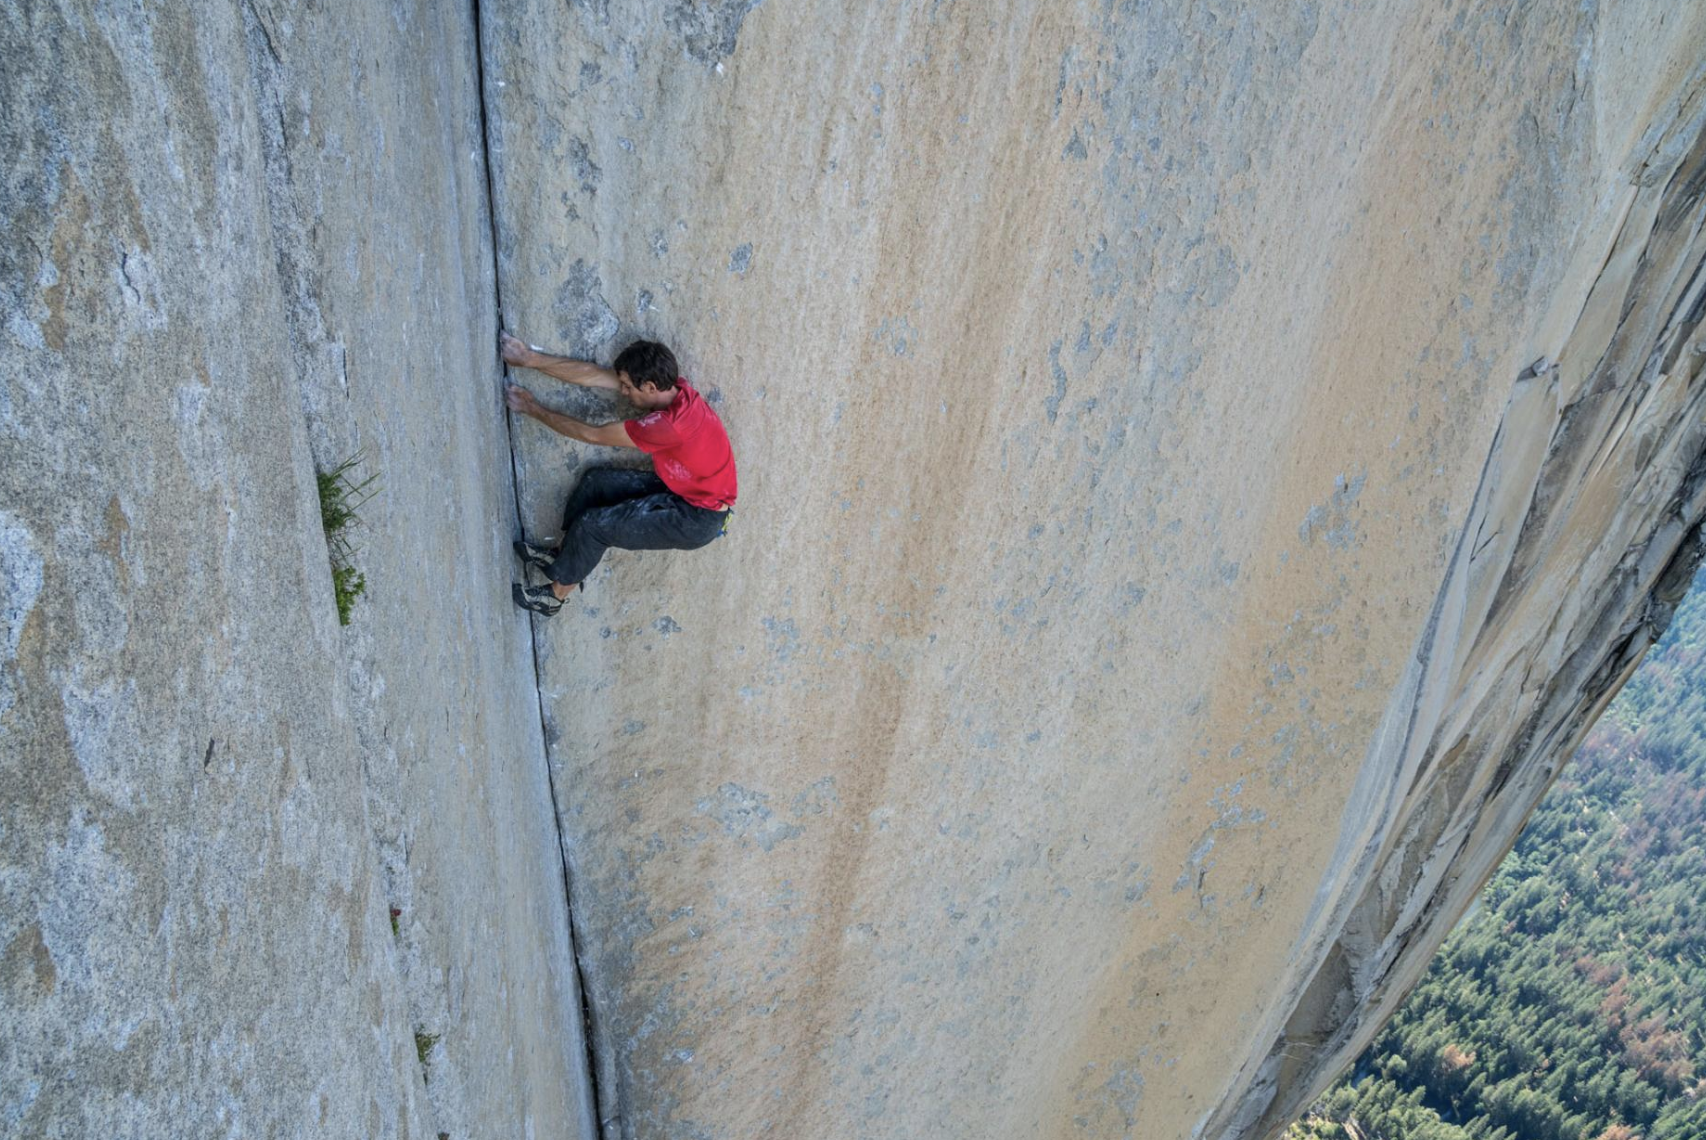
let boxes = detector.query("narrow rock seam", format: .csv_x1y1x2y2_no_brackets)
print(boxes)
469,3,610,1136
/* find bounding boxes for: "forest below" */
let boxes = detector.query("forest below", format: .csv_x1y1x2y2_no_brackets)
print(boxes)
1287,569,1706,1140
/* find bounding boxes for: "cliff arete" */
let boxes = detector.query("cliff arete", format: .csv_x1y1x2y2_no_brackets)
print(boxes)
4,2,1704,1139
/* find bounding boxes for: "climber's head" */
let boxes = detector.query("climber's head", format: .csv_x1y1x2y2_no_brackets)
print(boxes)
614,339,680,397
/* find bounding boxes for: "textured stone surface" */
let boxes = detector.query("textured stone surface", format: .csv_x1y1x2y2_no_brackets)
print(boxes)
1,3,592,1137
483,2,1706,1138
6,1,1705,1138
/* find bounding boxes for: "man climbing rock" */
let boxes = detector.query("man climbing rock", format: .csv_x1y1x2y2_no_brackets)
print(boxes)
500,331,737,617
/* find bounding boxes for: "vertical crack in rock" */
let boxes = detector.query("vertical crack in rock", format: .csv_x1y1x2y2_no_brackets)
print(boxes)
1201,104,1706,1140
471,2,607,1136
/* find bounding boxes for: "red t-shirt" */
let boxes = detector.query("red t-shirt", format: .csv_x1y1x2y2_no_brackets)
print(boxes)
623,379,738,510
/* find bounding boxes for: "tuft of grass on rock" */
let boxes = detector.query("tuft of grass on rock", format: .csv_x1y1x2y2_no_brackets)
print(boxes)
415,1029,440,1080
316,454,378,625
330,565,366,625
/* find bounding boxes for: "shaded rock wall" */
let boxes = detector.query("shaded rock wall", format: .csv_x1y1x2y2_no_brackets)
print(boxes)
1208,76,1706,1140
484,2,1706,1138
2,3,593,1137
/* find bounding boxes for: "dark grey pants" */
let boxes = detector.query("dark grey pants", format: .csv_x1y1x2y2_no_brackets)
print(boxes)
546,466,727,587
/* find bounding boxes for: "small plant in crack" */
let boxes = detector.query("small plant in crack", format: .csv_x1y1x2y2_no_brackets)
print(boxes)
389,907,401,938
415,1029,440,1080
316,453,379,625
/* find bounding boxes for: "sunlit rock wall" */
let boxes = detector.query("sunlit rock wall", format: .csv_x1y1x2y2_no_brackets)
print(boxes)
484,2,1706,1138
1,3,592,1137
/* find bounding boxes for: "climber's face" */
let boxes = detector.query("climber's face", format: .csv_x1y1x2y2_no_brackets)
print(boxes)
618,370,672,409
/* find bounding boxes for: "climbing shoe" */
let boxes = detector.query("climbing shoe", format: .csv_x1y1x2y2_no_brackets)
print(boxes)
513,538,556,572
512,581,564,617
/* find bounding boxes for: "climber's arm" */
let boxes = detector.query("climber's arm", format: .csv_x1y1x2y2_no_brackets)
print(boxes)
501,331,621,391
505,385,639,449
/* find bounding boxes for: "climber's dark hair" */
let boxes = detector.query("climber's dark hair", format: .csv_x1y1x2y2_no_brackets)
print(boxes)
614,339,680,391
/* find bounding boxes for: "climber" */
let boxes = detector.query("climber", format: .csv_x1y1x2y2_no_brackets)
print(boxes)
499,331,737,618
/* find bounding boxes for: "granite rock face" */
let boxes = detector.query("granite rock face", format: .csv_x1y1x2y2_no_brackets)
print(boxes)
2,3,592,1138
483,2,1706,1138
5,2,1705,1139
